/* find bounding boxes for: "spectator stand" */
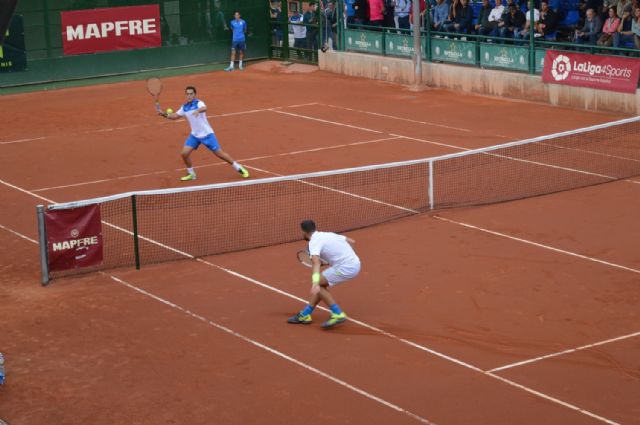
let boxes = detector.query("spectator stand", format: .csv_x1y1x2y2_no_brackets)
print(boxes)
338,0,639,76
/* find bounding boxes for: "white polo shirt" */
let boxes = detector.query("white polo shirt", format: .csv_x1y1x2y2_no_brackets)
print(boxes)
308,231,360,268
177,99,214,138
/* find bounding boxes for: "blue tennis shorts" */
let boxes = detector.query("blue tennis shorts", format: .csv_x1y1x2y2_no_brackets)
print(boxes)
185,133,220,152
232,40,246,51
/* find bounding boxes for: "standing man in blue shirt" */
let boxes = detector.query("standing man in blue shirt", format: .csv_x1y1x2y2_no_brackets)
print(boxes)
225,11,247,71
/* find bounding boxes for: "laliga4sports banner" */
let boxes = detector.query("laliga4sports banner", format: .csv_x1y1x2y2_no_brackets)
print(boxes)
45,204,103,272
61,4,161,55
542,50,640,94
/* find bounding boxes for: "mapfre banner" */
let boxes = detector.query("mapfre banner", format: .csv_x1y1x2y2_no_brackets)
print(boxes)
542,50,640,94
61,5,161,55
45,205,104,272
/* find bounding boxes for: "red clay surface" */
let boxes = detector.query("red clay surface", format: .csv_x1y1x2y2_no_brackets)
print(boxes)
0,62,638,425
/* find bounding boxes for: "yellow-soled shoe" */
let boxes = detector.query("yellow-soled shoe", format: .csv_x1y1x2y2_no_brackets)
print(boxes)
321,312,347,329
180,173,197,181
287,313,312,324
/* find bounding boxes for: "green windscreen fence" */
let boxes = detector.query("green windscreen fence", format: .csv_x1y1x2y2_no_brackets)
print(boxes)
1,0,268,86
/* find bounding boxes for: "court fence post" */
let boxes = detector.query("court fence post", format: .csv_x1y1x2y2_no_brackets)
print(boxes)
428,160,434,210
36,205,50,286
131,195,141,270
282,0,290,61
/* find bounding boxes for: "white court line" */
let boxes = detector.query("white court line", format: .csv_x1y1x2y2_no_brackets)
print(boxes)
488,331,640,373
0,103,317,145
106,273,436,425
0,136,47,145
323,104,473,133
0,225,435,425
32,171,169,192
30,136,402,192
272,110,384,134
0,177,624,425
0,223,38,244
433,215,640,275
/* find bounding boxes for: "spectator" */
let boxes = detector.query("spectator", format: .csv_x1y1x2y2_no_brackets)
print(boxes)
290,8,307,48
345,0,356,24
514,5,540,40
270,0,283,46
443,0,462,31
598,7,621,44
616,0,632,19
354,0,370,25
475,0,493,35
432,0,450,31
323,0,339,49
575,8,603,43
305,1,319,50
613,8,634,46
383,0,396,28
498,3,526,38
395,0,412,29
633,7,640,48
537,1,560,37
486,0,506,36
369,0,386,26
446,0,474,33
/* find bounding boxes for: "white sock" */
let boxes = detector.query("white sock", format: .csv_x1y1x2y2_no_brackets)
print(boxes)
187,167,195,175
229,61,234,68
231,162,241,171
239,60,243,67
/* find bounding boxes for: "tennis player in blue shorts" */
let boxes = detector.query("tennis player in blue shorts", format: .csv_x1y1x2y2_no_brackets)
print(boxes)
224,12,247,72
161,86,249,181
288,220,361,329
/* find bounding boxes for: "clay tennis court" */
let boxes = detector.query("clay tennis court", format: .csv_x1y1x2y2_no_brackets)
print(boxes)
0,63,638,425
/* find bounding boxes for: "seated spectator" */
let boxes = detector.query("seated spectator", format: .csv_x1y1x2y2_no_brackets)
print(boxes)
616,0,631,20
537,1,560,37
499,3,526,38
514,5,540,39
475,0,493,35
613,8,634,46
442,0,461,32
598,7,621,44
432,0,450,31
633,7,640,48
444,0,473,33
575,8,603,43
395,0,412,29
485,0,506,35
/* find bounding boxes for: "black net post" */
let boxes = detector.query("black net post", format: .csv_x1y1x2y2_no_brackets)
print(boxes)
131,195,141,270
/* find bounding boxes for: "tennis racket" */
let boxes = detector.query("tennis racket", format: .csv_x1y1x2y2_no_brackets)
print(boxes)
146,77,163,113
297,250,329,268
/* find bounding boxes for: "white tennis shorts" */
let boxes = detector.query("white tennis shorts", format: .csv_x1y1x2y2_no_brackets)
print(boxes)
322,261,361,286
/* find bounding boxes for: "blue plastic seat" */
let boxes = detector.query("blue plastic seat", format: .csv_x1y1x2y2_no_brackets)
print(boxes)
560,10,579,27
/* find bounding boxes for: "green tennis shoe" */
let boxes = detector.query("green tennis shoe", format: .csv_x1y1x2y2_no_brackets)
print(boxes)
180,173,197,181
321,312,347,329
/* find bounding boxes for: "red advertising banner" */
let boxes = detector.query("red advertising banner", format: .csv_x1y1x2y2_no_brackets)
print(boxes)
45,205,103,272
61,5,161,55
542,50,640,94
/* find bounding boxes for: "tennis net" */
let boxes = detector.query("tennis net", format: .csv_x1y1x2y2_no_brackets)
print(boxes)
37,116,640,284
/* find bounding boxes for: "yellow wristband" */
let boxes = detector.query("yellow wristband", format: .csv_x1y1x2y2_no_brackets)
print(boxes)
312,272,321,285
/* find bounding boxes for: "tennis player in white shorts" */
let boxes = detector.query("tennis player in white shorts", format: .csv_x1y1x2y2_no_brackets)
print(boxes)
288,220,361,329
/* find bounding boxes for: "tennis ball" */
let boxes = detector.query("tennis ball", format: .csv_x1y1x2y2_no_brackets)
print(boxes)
166,108,174,114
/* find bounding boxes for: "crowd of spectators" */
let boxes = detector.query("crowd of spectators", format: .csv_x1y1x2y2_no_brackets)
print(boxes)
270,0,640,50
